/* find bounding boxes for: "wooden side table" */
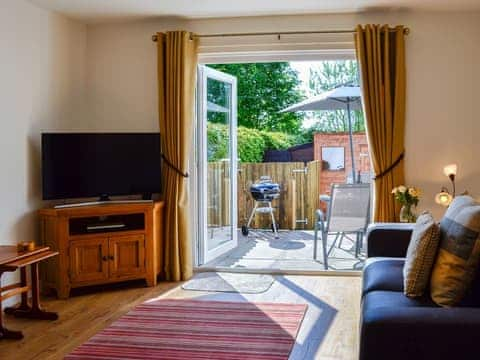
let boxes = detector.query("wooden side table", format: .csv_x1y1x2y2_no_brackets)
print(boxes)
0,245,59,340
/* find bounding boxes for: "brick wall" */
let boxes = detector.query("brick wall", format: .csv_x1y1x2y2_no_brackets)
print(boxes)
314,132,371,196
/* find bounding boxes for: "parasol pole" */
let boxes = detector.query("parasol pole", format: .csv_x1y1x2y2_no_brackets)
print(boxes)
346,99,356,183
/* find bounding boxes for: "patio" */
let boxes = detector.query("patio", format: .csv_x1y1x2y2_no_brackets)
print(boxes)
202,229,366,271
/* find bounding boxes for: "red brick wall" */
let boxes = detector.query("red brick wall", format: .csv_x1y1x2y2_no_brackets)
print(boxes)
314,132,371,196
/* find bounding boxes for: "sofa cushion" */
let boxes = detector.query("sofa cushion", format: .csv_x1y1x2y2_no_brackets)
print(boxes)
363,290,437,312
359,291,480,360
362,258,405,297
403,212,440,297
430,195,480,306
360,290,437,360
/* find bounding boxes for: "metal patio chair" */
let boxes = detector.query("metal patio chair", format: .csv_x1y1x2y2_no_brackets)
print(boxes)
314,183,370,270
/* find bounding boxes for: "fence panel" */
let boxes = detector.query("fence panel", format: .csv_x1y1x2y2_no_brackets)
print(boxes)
208,160,321,230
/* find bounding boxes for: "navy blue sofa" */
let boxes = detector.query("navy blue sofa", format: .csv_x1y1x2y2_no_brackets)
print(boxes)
360,223,480,360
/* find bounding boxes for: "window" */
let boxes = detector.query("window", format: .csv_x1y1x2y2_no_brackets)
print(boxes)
321,146,345,171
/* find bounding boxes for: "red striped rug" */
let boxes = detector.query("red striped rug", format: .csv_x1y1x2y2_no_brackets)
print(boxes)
65,299,307,360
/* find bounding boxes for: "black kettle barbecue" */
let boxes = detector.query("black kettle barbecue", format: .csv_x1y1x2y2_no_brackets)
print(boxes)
241,176,280,238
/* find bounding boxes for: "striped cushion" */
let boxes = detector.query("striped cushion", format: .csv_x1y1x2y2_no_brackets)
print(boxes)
430,196,480,306
403,212,440,297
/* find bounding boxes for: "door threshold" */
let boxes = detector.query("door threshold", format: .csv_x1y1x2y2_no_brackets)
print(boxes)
194,266,362,277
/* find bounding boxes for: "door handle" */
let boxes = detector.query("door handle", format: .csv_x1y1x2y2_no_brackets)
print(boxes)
102,256,108,261
109,255,114,260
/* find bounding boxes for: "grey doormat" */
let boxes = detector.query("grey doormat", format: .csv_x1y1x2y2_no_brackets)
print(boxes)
182,272,275,294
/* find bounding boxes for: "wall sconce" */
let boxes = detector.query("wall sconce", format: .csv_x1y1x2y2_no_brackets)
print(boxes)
435,164,457,207
435,187,453,207
443,163,457,196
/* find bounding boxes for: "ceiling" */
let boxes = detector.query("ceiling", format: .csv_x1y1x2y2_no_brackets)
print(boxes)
29,0,480,23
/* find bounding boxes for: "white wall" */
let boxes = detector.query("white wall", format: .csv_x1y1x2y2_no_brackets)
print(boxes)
0,0,87,298
86,11,480,219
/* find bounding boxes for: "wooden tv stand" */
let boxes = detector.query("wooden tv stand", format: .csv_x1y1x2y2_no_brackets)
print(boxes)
39,201,164,299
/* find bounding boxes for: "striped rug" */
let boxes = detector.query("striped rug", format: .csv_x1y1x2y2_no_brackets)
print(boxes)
65,299,307,360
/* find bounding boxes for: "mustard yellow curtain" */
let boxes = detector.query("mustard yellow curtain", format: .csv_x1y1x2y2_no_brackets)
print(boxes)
355,25,407,222
157,31,198,281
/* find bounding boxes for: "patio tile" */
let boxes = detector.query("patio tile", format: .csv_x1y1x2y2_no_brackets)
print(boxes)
202,229,365,271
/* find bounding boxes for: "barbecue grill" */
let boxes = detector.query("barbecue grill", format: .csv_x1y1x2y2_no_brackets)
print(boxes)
242,176,280,238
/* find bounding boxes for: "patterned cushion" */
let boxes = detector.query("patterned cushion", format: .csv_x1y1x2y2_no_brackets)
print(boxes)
403,212,440,297
430,196,480,307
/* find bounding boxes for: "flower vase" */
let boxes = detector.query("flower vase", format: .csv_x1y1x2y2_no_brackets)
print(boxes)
400,204,416,223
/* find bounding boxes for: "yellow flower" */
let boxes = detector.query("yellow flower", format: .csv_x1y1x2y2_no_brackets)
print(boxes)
408,187,421,198
391,187,398,194
398,185,407,193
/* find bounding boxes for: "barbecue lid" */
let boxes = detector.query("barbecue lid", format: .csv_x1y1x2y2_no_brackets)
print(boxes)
250,182,280,192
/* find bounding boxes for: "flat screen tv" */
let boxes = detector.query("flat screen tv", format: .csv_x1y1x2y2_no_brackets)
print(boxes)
42,133,162,201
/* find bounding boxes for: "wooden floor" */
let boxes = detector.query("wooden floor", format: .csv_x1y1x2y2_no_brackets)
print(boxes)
0,275,361,360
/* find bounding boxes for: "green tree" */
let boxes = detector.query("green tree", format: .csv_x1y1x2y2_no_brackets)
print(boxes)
307,60,365,133
208,63,305,134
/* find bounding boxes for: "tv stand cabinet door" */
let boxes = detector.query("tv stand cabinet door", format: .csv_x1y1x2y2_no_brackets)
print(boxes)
69,237,109,284
108,235,146,279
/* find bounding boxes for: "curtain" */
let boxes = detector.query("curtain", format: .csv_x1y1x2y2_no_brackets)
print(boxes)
355,25,407,222
157,31,198,281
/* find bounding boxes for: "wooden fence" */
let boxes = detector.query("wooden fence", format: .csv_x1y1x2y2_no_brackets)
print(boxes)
207,161,321,230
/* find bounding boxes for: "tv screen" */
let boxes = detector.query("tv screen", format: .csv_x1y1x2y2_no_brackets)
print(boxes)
42,133,162,200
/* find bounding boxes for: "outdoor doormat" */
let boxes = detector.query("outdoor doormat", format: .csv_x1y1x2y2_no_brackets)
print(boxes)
65,299,307,360
182,272,275,293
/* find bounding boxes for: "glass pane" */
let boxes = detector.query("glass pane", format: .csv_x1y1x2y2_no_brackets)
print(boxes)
321,146,345,171
206,78,232,251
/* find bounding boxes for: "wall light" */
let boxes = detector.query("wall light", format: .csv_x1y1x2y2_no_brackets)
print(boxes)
443,163,457,196
435,187,453,207
435,163,458,207
443,163,458,177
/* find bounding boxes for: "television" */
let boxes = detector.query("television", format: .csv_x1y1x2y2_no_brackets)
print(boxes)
42,133,162,201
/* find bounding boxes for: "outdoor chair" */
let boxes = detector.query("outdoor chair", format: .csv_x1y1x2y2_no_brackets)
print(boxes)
346,171,372,184
314,183,370,269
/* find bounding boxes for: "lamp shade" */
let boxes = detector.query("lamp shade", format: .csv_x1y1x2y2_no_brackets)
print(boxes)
435,191,453,207
443,164,458,177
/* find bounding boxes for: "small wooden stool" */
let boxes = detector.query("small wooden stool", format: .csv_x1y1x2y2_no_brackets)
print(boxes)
0,246,59,340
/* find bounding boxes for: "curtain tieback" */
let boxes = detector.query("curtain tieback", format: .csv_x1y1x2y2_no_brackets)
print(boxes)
373,151,405,180
162,154,189,178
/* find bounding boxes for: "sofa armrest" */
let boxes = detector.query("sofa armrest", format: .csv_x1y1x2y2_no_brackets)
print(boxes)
366,223,414,258
360,307,480,360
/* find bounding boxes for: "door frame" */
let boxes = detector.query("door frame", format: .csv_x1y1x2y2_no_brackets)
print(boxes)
196,65,238,265
192,49,359,270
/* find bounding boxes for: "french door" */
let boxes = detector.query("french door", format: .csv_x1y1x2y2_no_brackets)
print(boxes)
197,65,238,264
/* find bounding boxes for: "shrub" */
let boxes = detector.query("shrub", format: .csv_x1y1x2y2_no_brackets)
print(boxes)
260,131,297,150
207,123,229,161
237,127,266,162
207,123,302,163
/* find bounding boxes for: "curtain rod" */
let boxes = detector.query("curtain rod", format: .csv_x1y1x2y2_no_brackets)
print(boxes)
151,27,410,42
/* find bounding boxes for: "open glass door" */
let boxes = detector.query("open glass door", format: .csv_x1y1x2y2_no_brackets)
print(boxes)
197,65,238,264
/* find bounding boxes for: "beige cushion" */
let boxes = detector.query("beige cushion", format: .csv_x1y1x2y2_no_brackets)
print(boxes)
403,212,440,297
430,196,480,307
